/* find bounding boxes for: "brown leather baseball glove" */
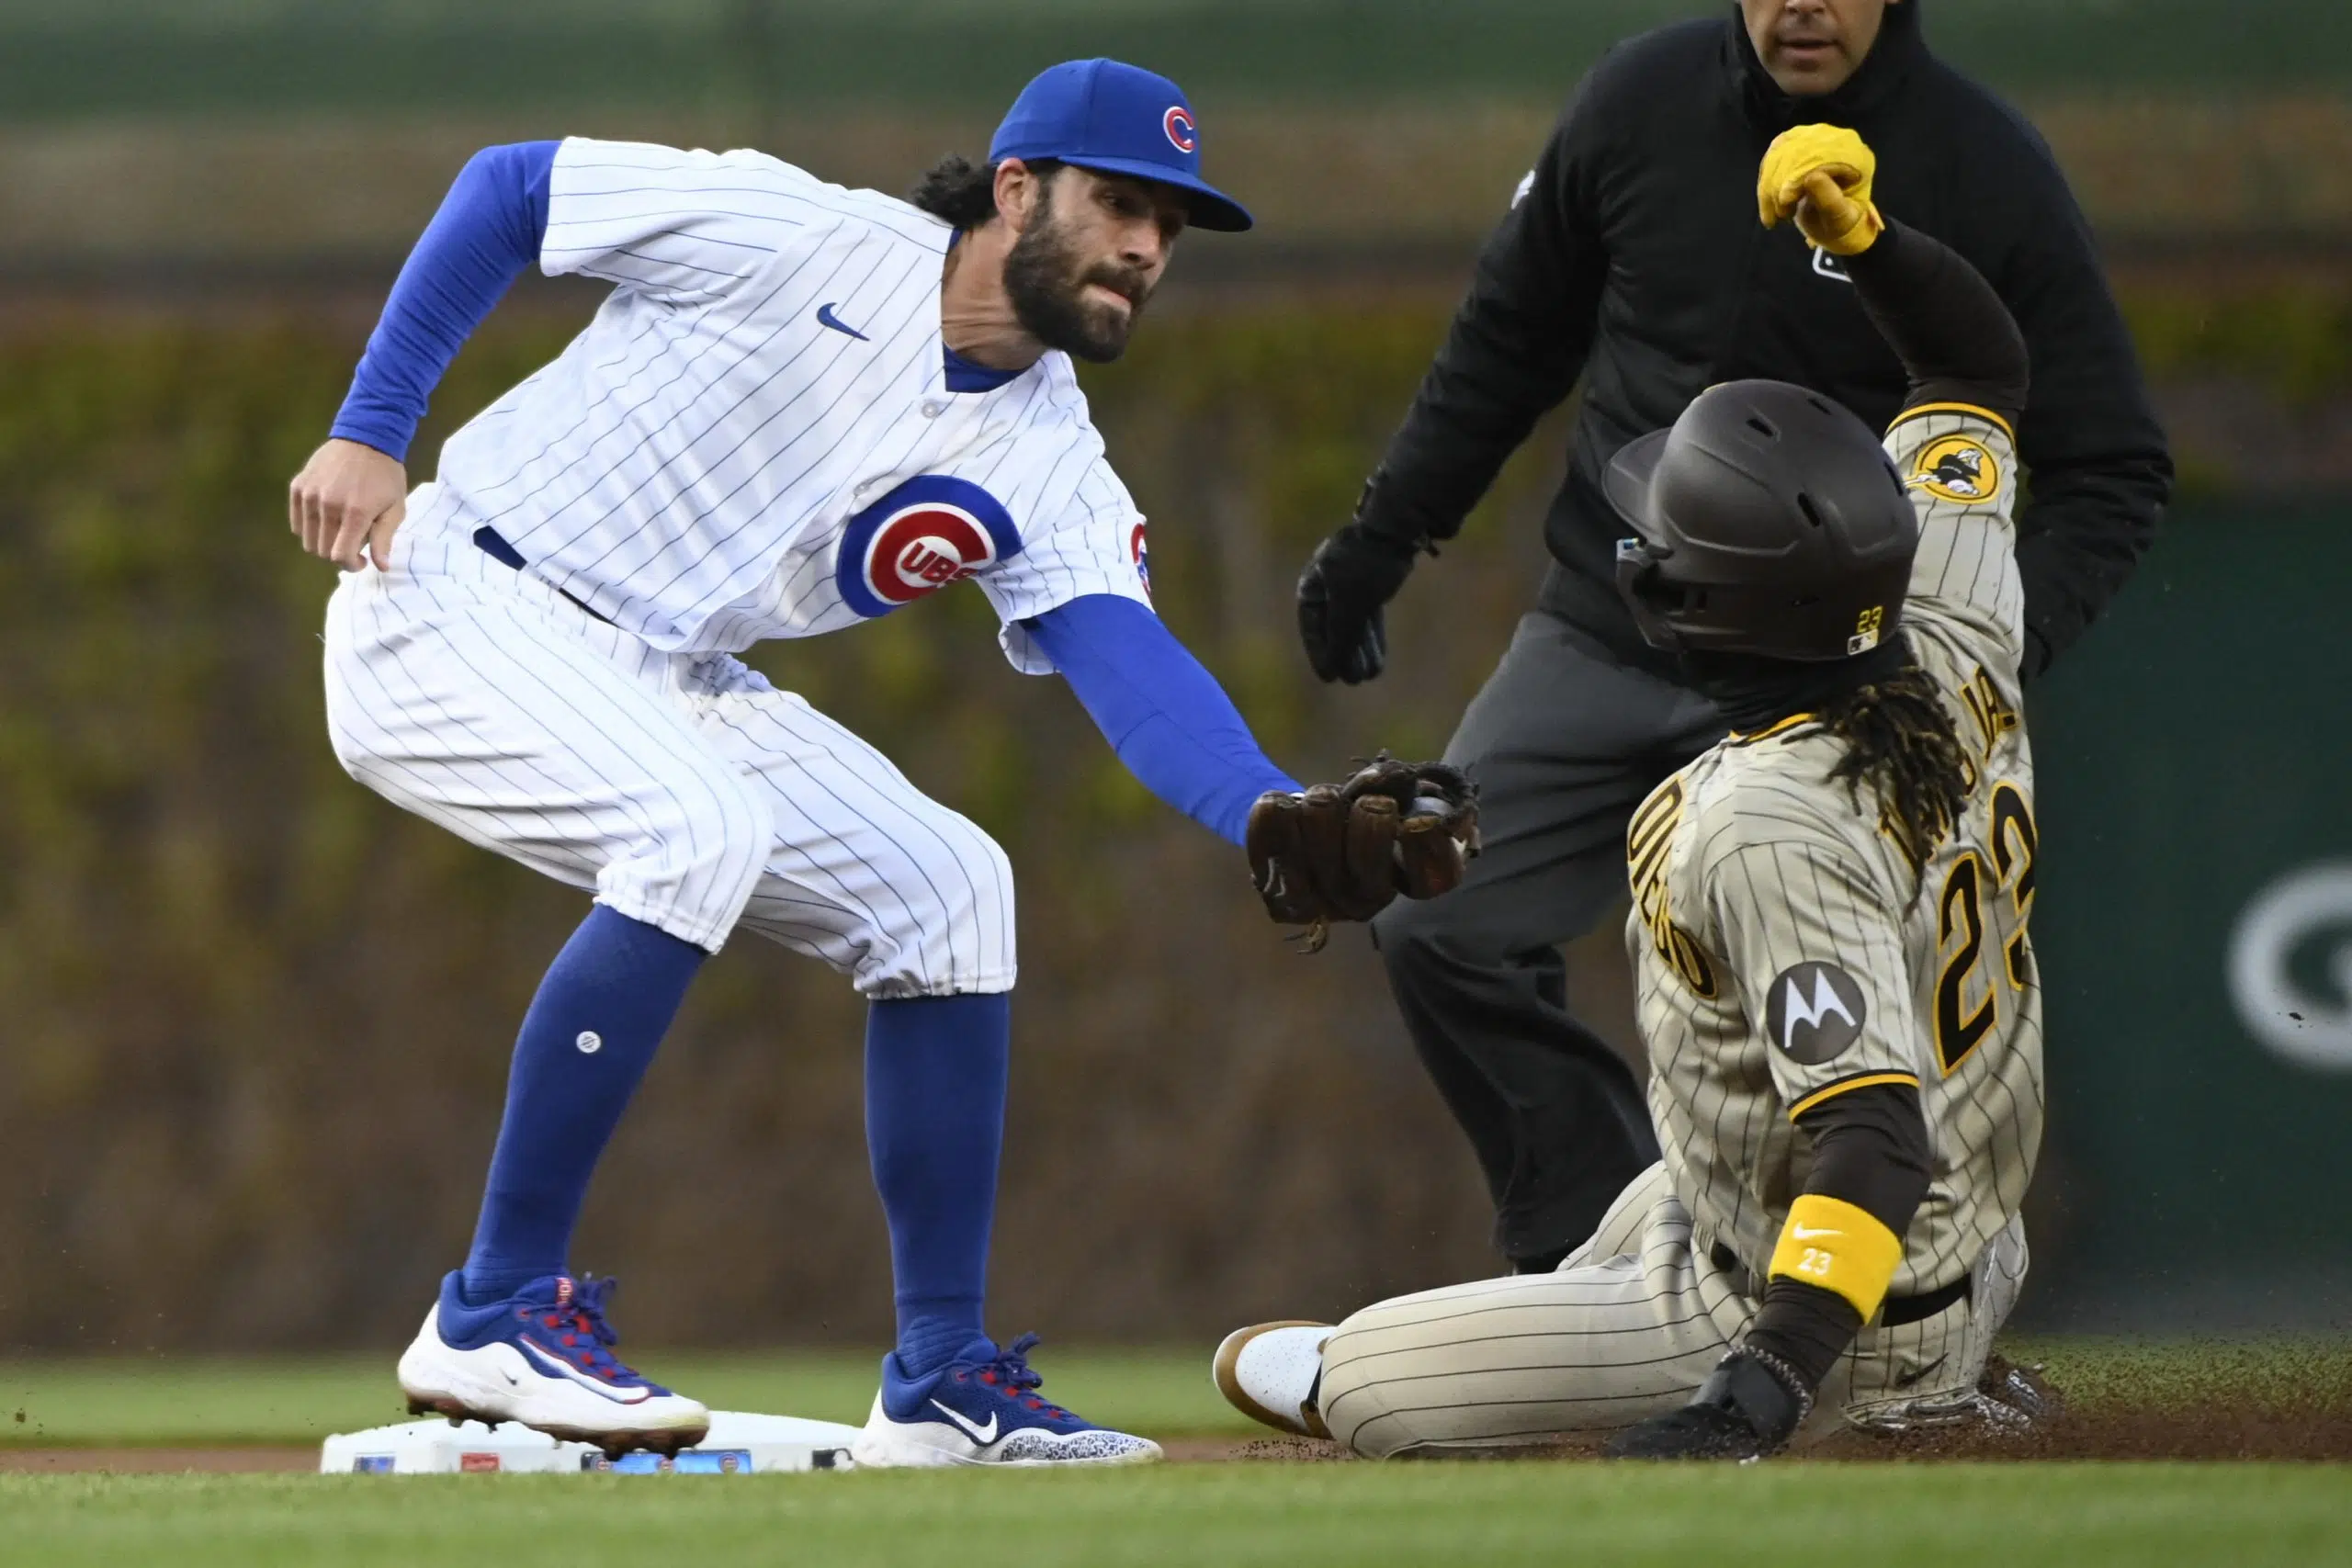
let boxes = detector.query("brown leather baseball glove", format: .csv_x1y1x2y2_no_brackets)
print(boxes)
1246,753,1480,951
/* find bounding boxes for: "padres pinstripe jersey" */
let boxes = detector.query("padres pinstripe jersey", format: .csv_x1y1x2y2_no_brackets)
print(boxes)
421,137,1151,671
1627,403,2044,1301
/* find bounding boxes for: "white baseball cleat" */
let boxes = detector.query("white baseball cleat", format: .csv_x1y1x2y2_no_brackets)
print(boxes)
850,1334,1162,1468
1212,1320,1335,1438
395,1271,709,1459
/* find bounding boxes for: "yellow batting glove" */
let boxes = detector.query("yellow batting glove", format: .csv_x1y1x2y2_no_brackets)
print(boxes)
1758,124,1884,255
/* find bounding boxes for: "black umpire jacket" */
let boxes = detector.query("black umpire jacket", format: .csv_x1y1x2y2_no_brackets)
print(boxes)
1355,2,2171,680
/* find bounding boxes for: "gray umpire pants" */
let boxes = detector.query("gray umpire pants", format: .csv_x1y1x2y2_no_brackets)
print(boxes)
1371,570,1726,1266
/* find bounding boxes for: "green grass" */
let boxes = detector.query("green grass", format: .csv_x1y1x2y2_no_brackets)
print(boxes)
2,1463,2346,1568
0,1348,1251,1447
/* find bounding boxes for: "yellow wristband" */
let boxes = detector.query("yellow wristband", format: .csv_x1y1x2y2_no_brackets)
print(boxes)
1768,1194,1904,1321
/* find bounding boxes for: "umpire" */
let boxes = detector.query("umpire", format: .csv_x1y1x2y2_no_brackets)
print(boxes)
1300,0,2170,1271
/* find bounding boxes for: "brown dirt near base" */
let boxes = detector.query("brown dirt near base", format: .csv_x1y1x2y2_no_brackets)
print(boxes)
1207,1419,2352,1466
1216,1349,2352,1464
1803,1408,2352,1461
1805,1350,2352,1462
1,1438,1325,1471
10,1349,2348,1472
0,1447,317,1474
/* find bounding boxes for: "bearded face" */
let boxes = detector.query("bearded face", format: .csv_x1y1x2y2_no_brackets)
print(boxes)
1001,174,1159,365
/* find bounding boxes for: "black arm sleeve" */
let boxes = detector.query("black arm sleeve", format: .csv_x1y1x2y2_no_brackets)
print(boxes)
1351,78,1611,549
1741,1081,1933,1390
1989,141,2173,679
1841,220,2030,428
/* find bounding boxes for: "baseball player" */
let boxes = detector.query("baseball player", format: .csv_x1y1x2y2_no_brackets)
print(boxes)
1213,127,2043,1460
286,59,1470,1467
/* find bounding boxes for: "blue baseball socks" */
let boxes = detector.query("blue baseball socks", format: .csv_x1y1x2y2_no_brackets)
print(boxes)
865,993,1011,1378
456,910,1009,1380
459,905,707,1304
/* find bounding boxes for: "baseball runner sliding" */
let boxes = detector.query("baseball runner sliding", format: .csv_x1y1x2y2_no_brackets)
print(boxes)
1216,127,2043,1460
286,59,1470,1468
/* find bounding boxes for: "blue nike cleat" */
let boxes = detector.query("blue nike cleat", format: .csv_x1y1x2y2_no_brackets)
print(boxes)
396,1271,709,1459
849,1333,1161,1467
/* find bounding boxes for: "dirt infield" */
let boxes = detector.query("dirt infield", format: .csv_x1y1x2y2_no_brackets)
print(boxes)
8,1349,2346,1472
11,1422,2346,1472
0,1438,1258,1472
1227,1348,2352,1464
1826,1350,2352,1462
1231,1418,2352,1464
0,1447,318,1474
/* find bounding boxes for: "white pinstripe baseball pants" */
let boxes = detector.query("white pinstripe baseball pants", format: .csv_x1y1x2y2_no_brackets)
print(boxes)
1317,1161,2028,1458
322,529,1016,998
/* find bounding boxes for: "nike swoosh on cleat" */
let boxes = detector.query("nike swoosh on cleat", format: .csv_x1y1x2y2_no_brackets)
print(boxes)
927,1399,999,1445
815,303,869,341
517,1339,652,1404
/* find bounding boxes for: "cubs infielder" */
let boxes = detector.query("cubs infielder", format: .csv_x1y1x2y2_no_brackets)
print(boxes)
1214,128,2044,1460
287,58,1478,1468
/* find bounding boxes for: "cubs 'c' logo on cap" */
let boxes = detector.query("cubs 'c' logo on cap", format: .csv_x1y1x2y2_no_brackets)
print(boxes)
1764,961,1869,1065
1907,434,2000,506
1163,106,1197,154
836,475,1022,620
1130,521,1152,600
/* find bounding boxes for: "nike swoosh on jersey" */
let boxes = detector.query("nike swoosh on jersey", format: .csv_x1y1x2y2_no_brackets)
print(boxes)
1791,1224,1841,1241
814,303,870,341
517,1338,652,1404
1893,1354,1950,1389
927,1398,999,1445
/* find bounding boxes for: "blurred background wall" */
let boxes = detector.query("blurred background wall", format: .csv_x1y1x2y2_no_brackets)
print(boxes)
0,0,2346,1351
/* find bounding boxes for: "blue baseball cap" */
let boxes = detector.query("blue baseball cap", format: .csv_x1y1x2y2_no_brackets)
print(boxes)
989,59,1252,233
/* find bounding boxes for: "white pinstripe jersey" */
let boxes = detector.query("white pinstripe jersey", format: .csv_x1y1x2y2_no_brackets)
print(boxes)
419,137,1153,671
1627,405,2045,1298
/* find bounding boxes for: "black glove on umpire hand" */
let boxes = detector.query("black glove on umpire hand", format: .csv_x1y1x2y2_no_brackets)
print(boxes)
1603,1348,1814,1461
1296,523,1423,685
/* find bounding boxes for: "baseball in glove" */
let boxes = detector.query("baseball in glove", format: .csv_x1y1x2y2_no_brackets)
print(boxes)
1246,753,1480,952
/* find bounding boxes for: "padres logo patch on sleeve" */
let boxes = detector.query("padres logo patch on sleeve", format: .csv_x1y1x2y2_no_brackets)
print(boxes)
1907,434,2001,506
1766,961,1869,1064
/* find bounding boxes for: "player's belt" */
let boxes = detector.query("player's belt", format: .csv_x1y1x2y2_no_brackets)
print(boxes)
1879,1274,1971,1326
473,526,619,626
1709,1241,1971,1325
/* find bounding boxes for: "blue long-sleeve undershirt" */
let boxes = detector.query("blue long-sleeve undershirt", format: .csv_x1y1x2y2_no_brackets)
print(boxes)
1024,595,1300,847
331,141,559,462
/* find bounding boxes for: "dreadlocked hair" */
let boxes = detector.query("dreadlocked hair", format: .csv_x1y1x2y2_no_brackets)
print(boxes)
1818,659,1972,887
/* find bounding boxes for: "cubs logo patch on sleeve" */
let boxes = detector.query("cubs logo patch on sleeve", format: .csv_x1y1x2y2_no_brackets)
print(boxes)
1765,961,1869,1065
1906,434,2000,505
1129,522,1152,601
836,476,1023,619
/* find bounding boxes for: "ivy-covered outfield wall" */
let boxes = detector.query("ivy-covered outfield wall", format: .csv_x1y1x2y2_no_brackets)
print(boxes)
0,293,2343,1349
0,0,2346,117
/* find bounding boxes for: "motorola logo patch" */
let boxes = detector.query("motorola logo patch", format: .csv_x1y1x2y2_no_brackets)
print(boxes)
1766,962,1868,1064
